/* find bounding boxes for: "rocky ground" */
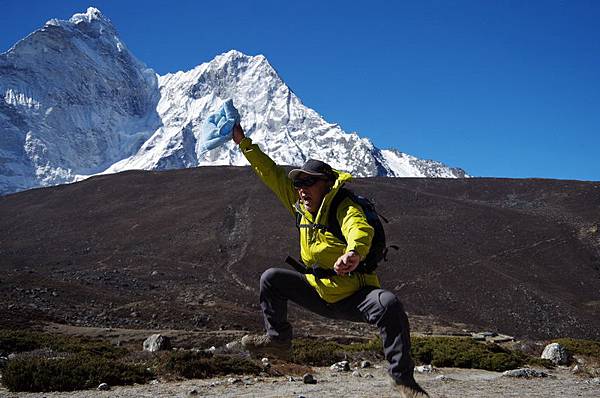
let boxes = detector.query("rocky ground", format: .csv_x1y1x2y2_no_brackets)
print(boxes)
2,361,599,398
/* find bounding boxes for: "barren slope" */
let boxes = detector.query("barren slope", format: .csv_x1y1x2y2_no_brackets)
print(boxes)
1,168,599,339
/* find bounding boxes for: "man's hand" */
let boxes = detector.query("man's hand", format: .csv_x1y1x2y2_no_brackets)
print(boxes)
334,251,361,275
233,123,245,144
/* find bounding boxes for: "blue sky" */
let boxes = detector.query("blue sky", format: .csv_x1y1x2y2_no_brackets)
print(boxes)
1,1,599,180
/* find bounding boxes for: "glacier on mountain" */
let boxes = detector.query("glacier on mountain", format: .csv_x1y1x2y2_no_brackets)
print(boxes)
0,7,467,196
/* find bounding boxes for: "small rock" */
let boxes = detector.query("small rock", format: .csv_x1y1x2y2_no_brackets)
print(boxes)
228,377,242,384
143,334,171,352
352,370,362,377
585,377,600,385
435,375,453,381
360,360,371,368
151,270,159,276
303,373,317,384
188,388,198,395
330,360,351,372
502,368,548,378
261,357,270,367
149,379,159,385
541,343,571,365
97,383,110,391
415,364,434,373
571,364,582,374
288,376,295,382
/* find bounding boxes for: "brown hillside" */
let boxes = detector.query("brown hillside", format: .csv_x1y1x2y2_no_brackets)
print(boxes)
1,167,599,339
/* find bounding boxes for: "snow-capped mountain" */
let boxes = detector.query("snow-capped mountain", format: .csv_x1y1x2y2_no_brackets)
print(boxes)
0,8,160,195
0,8,467,196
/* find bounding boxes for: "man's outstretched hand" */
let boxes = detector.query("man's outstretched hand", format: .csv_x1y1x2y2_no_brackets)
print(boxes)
233,123,245,145
334,251,361,275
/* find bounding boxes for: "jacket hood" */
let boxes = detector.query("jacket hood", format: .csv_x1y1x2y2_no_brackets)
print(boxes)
332,169,352,186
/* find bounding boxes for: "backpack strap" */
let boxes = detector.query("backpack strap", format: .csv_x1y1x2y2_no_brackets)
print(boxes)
326,188,350,243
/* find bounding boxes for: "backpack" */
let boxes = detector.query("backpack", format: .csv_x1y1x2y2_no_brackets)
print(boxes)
294,187,397,274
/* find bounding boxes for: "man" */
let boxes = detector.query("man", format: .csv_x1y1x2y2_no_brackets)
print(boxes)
232,122,428,398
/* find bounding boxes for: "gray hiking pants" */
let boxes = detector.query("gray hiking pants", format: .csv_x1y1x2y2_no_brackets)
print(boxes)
259,267,415,384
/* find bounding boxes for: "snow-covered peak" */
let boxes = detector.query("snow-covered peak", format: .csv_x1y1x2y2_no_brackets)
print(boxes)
45,7,114,31
69,7,106,24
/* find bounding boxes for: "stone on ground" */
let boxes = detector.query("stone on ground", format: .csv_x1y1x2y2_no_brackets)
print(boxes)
143,334,171,352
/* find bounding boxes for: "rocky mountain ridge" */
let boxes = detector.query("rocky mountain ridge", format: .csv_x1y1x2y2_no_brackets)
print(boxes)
0,7,467,195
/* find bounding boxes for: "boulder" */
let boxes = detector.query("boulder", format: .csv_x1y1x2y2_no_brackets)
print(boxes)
143,334,171,352
303,373,317,384
502,368,548,378
415,364,435,373
541,343,570,365
97,383,110,391
330,360,351,372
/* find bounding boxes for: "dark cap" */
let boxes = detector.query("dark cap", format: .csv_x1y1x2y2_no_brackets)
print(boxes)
288,159,336,181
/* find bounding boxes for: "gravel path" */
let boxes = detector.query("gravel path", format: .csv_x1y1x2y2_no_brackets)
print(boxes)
2,363,599,398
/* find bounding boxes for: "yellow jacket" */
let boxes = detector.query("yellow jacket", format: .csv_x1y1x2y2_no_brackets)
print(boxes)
239,137,381,303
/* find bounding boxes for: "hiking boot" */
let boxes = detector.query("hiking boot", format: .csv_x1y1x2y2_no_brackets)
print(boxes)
390,377,429,398
241,334,291,360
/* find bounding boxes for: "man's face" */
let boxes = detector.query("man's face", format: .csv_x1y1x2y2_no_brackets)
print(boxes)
294,174,332,215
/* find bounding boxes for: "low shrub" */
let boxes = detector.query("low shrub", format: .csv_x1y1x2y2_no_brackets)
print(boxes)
159,351,261,379
345,338,383,353
410,337,527,372
0,330,126,359
526,356,555,369
2,353,151,392
292,336,536,371
291,339,348,366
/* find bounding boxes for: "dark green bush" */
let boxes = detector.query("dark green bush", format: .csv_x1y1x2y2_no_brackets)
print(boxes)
526,356,555,369
291,339,348,366
0,330,126,359
345,338,383,353
160,351,261,379
292,336,531,371
2,354,151,392
410,336,527,371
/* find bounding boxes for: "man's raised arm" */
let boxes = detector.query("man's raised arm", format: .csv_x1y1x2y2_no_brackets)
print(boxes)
233,123,297,215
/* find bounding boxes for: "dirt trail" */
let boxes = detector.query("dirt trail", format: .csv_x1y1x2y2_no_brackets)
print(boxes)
3,363,598,398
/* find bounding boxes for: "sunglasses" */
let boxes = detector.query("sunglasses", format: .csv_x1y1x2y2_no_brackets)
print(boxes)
293,176,324,188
